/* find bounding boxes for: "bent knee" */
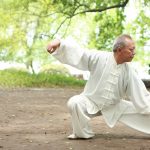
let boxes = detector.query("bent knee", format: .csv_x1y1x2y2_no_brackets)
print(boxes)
67,95,81,110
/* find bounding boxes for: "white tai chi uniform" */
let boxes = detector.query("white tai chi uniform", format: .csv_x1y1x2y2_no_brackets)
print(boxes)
52,38,150,138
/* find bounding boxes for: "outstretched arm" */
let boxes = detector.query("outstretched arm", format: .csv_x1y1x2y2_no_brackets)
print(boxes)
47,38,101,71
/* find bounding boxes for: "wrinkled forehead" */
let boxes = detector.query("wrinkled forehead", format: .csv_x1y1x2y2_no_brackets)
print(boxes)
125,38,135,48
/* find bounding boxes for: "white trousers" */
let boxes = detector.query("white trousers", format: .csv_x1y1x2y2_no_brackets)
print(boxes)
67,95,150,138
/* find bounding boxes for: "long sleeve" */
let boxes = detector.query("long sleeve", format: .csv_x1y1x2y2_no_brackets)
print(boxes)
52,38,105,72
127,66,150,114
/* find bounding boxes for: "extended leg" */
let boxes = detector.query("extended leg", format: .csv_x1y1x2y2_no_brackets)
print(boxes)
119,102,150,134
120,113,150,134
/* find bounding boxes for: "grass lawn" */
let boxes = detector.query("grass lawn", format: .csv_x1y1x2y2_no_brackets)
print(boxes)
0,69,86,88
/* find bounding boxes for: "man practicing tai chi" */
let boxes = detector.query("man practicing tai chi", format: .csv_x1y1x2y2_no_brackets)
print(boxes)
47,34,150,139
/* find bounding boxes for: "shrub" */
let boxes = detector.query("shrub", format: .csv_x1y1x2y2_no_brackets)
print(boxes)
0,69,85,88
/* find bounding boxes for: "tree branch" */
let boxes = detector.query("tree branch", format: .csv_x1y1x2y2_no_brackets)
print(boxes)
74,0,129,15
41,0,129,39
51,17,70,38
62,18,72,38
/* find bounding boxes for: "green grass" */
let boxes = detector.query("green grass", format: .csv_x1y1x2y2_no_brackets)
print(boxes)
0,69,86,88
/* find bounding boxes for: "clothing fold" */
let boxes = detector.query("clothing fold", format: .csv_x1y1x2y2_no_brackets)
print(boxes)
52,38,150,133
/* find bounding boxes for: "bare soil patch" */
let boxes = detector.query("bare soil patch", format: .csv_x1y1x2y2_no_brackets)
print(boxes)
0,88,150,150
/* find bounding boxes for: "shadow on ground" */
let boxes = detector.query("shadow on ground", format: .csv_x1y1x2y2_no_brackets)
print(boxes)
0,88,149,150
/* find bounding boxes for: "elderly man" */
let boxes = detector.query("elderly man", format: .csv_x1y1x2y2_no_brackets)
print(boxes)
47,34,150,139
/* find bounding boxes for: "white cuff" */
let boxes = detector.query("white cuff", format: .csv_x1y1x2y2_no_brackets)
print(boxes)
52,39,65,56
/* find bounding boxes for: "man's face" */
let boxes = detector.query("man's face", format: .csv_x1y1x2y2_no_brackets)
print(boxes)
120,39,136,63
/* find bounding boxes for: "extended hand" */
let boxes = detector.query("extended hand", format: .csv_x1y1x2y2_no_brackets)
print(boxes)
47,39,60,54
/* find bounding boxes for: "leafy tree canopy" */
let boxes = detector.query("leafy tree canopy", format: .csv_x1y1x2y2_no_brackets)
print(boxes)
0,0,150,73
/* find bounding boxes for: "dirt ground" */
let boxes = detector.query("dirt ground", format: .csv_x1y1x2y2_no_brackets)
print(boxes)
0,88,150,150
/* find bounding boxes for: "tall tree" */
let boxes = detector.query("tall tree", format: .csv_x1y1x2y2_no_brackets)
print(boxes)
2,0,150,72
0,0,130,73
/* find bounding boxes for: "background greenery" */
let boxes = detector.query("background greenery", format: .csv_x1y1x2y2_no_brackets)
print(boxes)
0,69,85,88
0,0,150,87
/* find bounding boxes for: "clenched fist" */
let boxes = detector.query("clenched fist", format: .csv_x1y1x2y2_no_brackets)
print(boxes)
47,39,60,54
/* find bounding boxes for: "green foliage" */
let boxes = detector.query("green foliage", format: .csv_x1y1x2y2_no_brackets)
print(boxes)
0,0,49,72
88,9,124,50
40,64,70,75
125,0,150,65
52,0,128,15
0,69,85,88
0,0,149,73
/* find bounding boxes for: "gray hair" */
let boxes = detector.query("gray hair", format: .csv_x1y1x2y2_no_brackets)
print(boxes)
113,34,132,52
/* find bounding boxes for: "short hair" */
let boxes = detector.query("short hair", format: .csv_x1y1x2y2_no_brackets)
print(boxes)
113,34,132,52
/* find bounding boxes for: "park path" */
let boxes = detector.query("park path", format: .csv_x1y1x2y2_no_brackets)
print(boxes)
0,88,150,150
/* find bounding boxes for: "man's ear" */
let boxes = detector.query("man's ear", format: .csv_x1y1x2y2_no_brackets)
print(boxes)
116,47,122,53
118,47,123,52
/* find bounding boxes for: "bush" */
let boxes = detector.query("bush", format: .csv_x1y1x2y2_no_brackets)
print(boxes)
0,69,86,88
40,64,70,76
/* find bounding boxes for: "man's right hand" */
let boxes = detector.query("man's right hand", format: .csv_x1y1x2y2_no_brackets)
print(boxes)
47,39,60,54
